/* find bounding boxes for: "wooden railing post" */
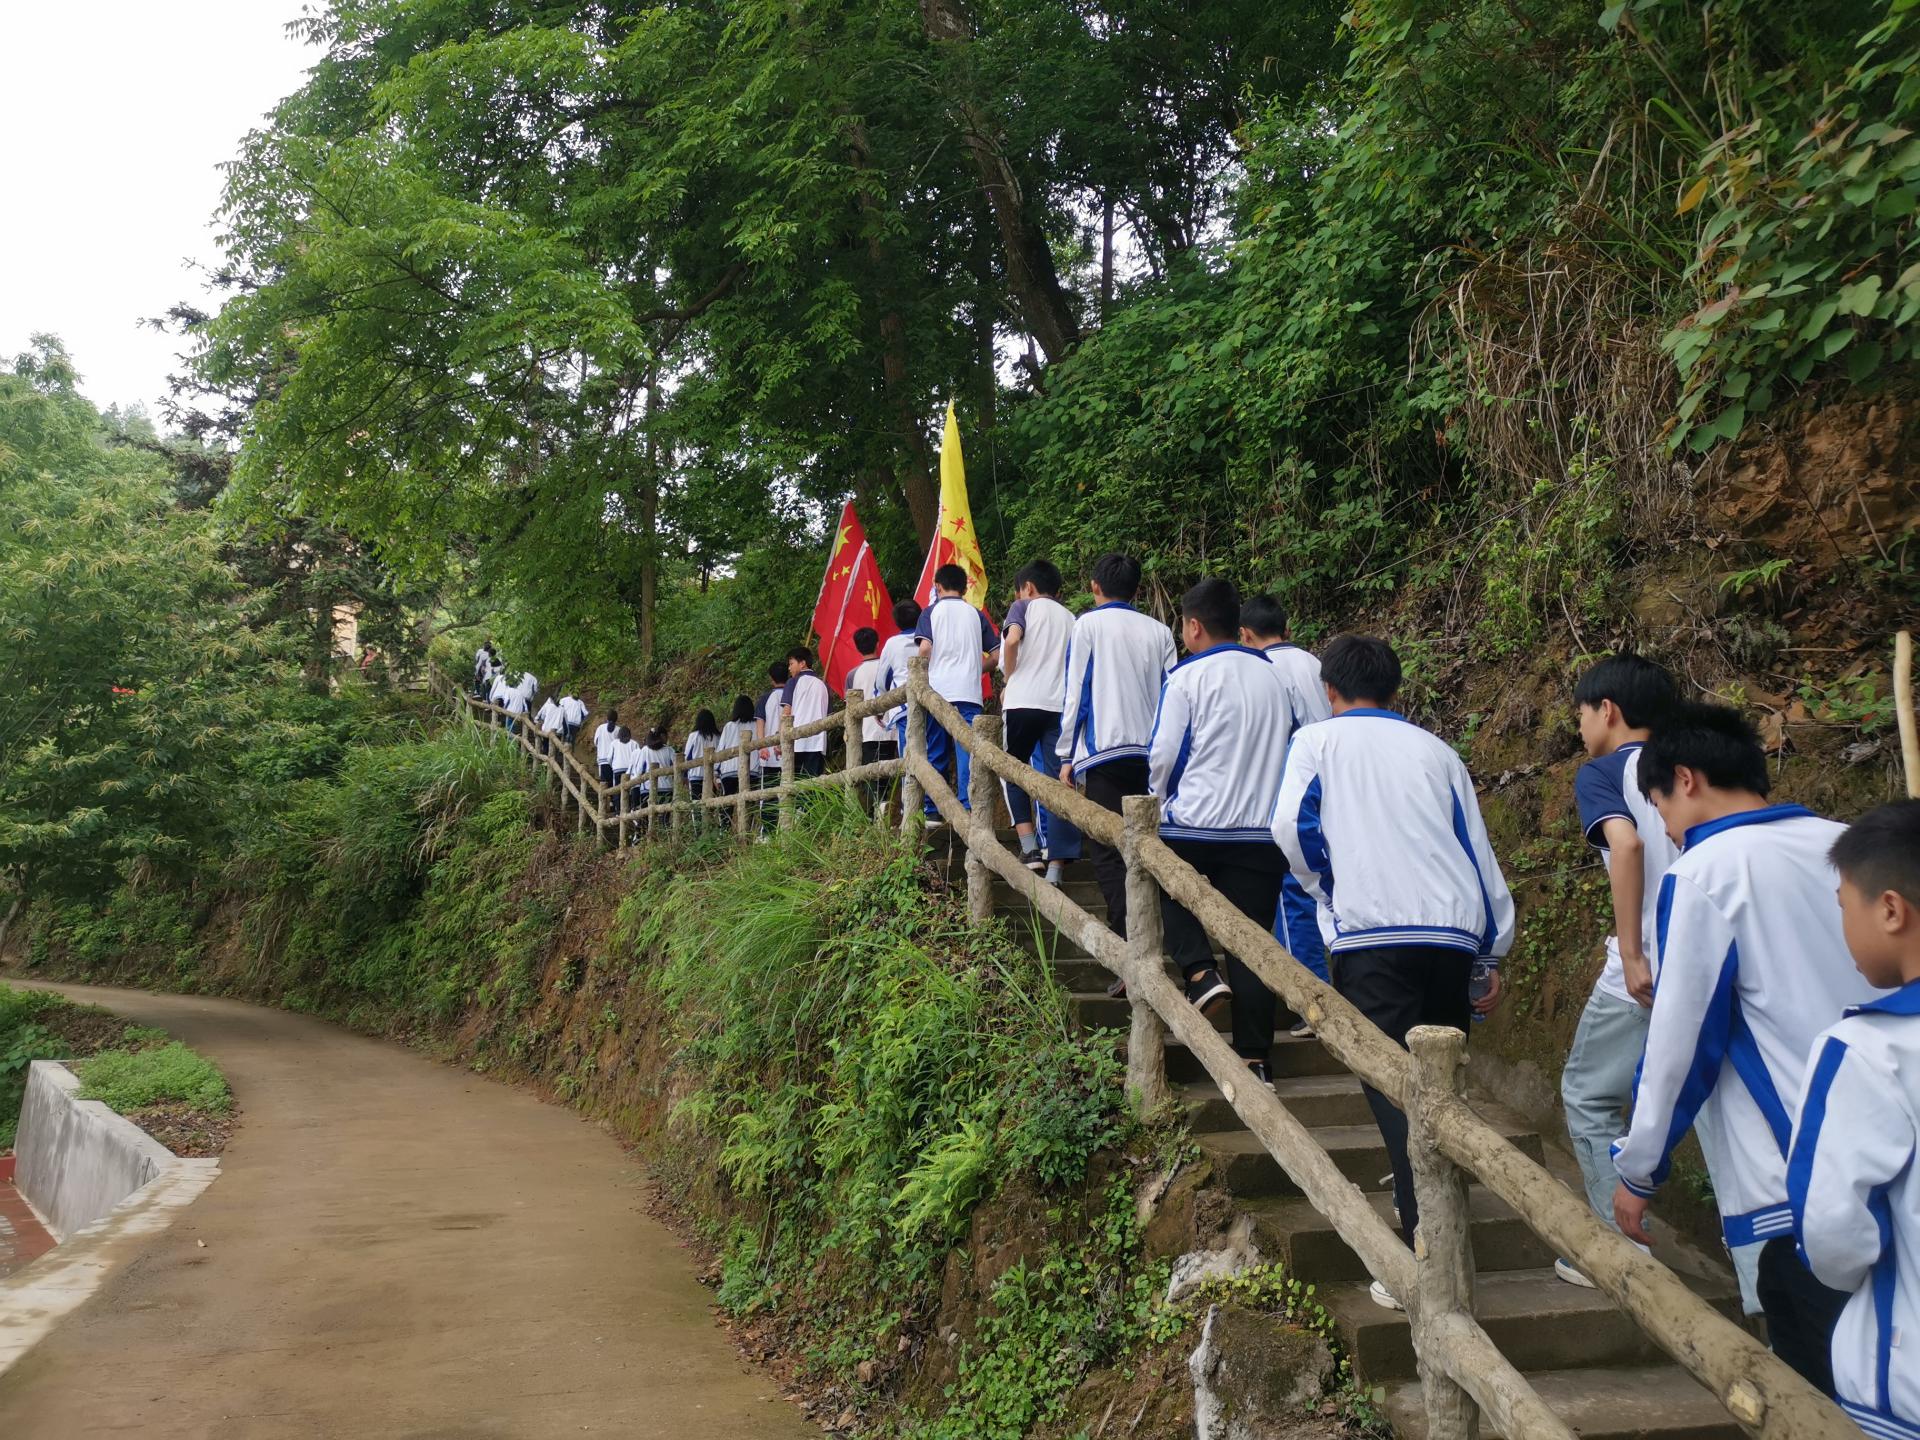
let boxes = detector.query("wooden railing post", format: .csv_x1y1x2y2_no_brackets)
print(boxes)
966,713,1000,921
778,715,797,831
900,660,928,835
1120,795,1173,1116
700,752,716,831
734,746,751,837
1407,1025,1479,1440
843,690,863,793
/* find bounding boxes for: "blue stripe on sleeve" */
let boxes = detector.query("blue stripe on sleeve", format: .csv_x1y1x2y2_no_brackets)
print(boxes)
1450,789,1497,954
1788,1036,1849,1264
1296,775,1333,902
1727,1000,1793,1156
1650,940,1740,1189
1163,724,1194,812
1870,1185,1897,1412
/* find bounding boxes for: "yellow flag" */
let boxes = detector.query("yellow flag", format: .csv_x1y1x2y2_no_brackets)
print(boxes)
915,401,989,607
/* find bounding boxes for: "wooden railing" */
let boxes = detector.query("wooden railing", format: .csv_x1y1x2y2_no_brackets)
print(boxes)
431,659,1852,1440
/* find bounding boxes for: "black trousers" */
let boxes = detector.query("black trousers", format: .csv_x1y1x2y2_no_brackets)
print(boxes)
861,738,899,765
1331,944,1474,1246
599,762,614,787
1758,1237,1850,1395
1081,757,1149,938
1161,839,1288,1060
793,751,826,778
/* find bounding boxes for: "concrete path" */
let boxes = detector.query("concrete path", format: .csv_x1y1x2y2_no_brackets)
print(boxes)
0,982,818,1439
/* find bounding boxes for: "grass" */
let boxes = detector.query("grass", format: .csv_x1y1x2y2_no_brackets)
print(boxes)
73,1042,232,1114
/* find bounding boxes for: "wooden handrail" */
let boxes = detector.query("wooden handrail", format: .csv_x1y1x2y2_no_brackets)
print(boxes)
428,657,1851,1440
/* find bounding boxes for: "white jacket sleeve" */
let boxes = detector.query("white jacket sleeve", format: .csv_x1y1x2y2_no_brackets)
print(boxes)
1270,738,1332,907
1788,1034,1914,1292
1159,627,1178,676
1451,766,1515,961
1611,873,1736,1196
1146,677,1191,800
1060,627,1092,763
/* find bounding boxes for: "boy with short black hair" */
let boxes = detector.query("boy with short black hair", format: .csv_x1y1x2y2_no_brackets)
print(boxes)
593,709,620,787
913,563,1000,820
1150,577,1293,1077
1611,702,1879,1389
782,646,832,779
1273,634,1513,1309
1553,654,1677,1289
1000,559,1081,884
1788,801,1920,1426
1240,594,1331,998
877,598,923,760
845,627,893,809
1059,553,1177,935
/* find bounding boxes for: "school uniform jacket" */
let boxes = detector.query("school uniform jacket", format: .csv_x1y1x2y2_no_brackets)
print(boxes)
1060,602,1178,774
592,723,619,768
637,744,676,793
1611,805,1882,1248
876,632,920,731
1789,980,1920,1439
535,699,561,732
1262,643,1331,732
716,720,749,779
848,658,888,742
1271,709,1514,960
1147,644,1292,843
786,671,831,753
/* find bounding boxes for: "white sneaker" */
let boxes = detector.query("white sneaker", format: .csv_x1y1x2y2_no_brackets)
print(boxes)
1554,1257,1596,1289
1289,1018,1314,1038
1368,1279,1403,1311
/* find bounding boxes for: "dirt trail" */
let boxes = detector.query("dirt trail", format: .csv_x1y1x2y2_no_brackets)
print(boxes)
0,982,817,1439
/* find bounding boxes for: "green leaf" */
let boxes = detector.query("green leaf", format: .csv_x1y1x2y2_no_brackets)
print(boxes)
1846,341,1884,383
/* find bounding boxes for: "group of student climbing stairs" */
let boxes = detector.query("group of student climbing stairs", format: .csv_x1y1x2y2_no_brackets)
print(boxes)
945,838,1749,1440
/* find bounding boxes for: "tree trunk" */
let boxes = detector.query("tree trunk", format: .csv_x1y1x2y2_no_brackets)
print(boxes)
848,120,939,546
920,0,1082,365
638,377,660,669
1101,197,1115,321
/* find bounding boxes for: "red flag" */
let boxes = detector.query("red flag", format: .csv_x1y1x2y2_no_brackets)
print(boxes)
824,542,898,697
811,500,865,647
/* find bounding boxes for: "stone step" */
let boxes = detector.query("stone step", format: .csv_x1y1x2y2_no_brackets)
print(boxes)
1383,1362,1742,1440
1179,1074,1371,1133
1242,1186,1556,1282
993,879,1107,910
1324,1266,1742,1383
1049,954,1132,991
1198,1124,1544,1199
1070,990,1238,1034
1157,1032,1348,1083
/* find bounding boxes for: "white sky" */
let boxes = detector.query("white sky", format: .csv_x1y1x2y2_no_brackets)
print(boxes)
0,2,316,419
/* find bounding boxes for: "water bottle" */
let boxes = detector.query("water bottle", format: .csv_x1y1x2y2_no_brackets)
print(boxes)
1467,961,1497,1024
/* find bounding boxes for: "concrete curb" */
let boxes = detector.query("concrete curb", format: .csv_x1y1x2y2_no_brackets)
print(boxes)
14,1061,181,1241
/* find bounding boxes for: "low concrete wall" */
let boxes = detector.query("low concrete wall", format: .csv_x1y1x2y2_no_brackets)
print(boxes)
13,1061,177,1241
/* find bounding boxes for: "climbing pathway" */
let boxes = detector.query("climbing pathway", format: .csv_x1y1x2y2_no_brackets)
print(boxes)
0,982,817,1439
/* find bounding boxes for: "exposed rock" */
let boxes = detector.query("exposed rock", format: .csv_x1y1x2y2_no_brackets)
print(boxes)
1165,1212,1261,1304
1188,1302,1337,1440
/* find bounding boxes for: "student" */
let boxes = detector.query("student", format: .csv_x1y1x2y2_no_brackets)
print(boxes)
1272,634,1513,1310
560,694,588,746
1149,578,1293,1079
1552,655,1677,1289
488,664,511,707
534,695,562,754
501,671,533,733
593,710,621,788
757,659,790,830
520,669,540,701
878,598,923,755
1058,553,1177,936
1788,801,1920,1423
686,709,721,803
1611,702,1880,1387
1000,560,1081,884
473,641,494,696
1240,594,1332,995
914,564,1000,819
782,647,832,779
609,723,637,818
847,627,892,764
638,727,677,805
717,695,755,799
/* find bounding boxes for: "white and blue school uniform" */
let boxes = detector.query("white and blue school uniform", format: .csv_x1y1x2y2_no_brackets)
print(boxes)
848,657,889,744
609,737,639,812
593,722,619,786
560,695,588,743
911,596,1000,814
638,742,676,797
685,730,715,793
716,720,748,784
533,697,561,753
1789,980,1920,1438
1261,646,1334,982
1271,709,1515,961
1611,806,1882,1252
1060,602,1178,775
786,671,831,756
1148,645,1291,843
877,631,920,740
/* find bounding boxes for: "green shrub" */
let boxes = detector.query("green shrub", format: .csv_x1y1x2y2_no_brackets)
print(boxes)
74,1041,231,1114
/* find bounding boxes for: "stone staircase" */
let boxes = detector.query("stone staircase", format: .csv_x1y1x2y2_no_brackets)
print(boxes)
967,844,1746,1440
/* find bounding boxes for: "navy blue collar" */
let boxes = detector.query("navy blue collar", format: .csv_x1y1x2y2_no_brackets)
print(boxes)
1090,600,1134,613
1847,978,1920,1017
1171,641,1267,671
1261,642,1297,653
1682,802,1819,851
1333,706,1407,722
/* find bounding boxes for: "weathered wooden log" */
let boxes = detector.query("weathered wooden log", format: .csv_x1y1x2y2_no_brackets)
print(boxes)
1119,796,1172,1117
1408,1026,1480,1440
966,713,1000,921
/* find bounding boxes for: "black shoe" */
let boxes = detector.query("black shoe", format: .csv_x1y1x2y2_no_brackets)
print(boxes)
1185,968,1230,1016
1246,1060,1273,1088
